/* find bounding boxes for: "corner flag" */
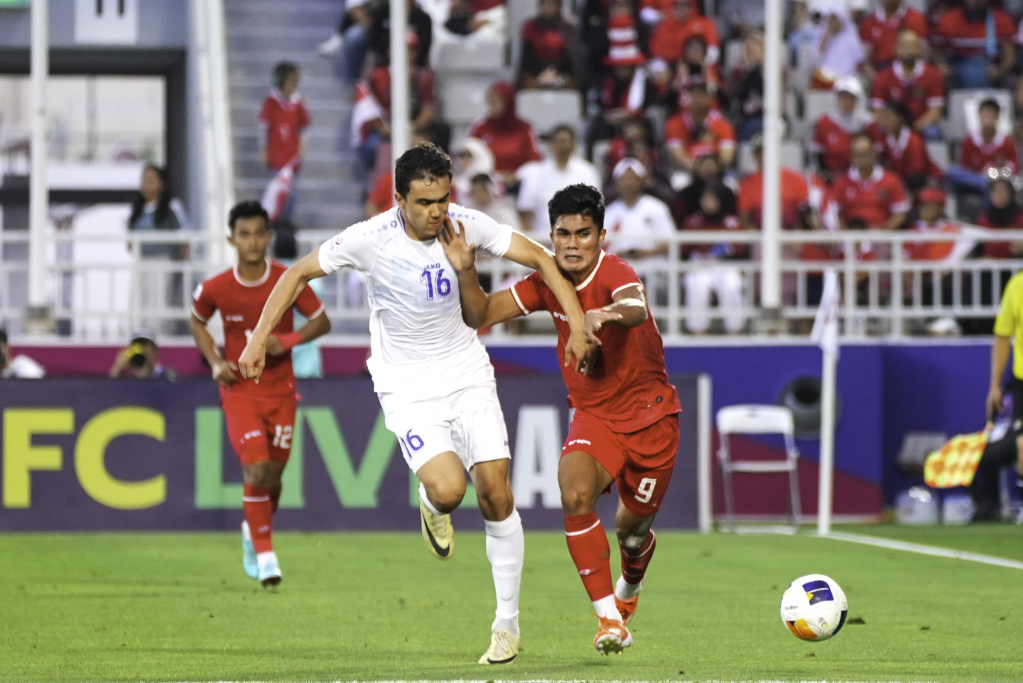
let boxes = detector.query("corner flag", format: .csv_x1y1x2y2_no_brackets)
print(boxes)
811,269,840,359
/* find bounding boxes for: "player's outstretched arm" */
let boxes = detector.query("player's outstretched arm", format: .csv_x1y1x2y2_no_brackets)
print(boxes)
441,217,522,329
584,284,648,345
190,314,239,387
500,230,594,371
239,250,326,381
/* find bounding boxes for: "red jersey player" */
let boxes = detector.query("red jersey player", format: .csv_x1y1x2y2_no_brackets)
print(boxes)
441,183,681,655
190,201,330,586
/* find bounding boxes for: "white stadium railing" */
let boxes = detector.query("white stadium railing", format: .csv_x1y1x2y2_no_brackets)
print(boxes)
2,227,1020,344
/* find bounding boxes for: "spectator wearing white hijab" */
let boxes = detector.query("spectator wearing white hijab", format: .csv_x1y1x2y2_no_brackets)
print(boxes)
809,2,865,89
451,137,496,200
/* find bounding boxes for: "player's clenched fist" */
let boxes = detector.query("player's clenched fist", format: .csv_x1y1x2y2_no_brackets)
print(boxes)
238,338,265,382
211,359,240,387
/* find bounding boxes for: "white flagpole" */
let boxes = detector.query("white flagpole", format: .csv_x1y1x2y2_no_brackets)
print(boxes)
817,344,837,536
811,269,840,536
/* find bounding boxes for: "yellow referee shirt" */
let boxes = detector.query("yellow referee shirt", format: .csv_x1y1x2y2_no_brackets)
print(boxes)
994,271,1023,378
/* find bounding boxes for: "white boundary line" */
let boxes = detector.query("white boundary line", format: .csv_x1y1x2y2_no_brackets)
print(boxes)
824,531,1023,570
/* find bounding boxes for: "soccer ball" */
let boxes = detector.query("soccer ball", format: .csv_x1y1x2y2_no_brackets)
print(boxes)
780,574,848,641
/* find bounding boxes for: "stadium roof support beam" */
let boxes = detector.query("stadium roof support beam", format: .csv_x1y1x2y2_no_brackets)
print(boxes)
759,0,784,326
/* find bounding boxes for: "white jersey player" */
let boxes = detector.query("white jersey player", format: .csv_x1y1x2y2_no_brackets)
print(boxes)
239,143,594,666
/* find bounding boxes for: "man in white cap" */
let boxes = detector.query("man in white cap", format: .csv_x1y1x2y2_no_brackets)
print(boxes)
809,74,872,183
603,158,676,304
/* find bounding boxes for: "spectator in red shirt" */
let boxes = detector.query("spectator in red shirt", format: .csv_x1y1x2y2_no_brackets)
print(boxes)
931,0,1016,88
948,98,1020,195
858,0,928,78
467,81,543,191
831,133,910,233
832,133,910,307
737,135,810,233
903,187,957,263
663,77,736,172
648,0,720,77
901,187,963,328
810,75,871,184
869,30,945,140
738,134,815,306
875,99,943,195
516,0,581,91
259,62,310,223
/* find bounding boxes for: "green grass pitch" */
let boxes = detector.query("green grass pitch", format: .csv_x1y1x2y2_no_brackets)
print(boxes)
1,525,1019,683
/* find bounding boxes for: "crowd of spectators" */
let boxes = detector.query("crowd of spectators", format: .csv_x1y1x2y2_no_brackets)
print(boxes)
321,0,1023,335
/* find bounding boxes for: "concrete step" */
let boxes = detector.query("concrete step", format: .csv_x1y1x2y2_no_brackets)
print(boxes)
224,2,339,26
234,156,351,179
224,0,357,230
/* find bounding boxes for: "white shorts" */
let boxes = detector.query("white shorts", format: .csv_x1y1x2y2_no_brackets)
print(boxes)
378,381,511,473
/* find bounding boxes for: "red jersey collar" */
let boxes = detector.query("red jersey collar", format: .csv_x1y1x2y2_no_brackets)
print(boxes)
233,259,272,287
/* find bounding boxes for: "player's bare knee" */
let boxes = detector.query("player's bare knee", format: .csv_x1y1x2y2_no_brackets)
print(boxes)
560,485,597,515
426,480,466,513
476,483,514,520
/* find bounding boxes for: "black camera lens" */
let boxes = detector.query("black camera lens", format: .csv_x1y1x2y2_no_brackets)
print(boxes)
129,352,147,368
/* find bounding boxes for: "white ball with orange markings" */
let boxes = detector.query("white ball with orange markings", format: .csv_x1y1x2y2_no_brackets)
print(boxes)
780,574,848,641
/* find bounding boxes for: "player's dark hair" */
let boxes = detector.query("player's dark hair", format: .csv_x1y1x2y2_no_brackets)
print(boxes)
978,98,1001,116
227,200,270,233
548,183,605,231
0,328,7,345
394,142,452,198
272,61,299,89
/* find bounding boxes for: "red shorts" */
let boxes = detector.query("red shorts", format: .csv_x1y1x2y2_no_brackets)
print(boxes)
222,392,297,465
562,411,680,516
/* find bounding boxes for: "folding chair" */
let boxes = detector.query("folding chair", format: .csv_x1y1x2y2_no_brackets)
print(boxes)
716,404,802,532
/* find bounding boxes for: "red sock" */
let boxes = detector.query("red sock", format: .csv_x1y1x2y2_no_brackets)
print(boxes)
619,529,656,586
269,483,281,514
564,512,613,602
243,484,273,554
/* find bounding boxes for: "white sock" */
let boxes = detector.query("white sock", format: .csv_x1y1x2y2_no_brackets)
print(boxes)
418,482,443,516
592,594,622,621
256,550,277,567
484,508,523,636
615,576,642,601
